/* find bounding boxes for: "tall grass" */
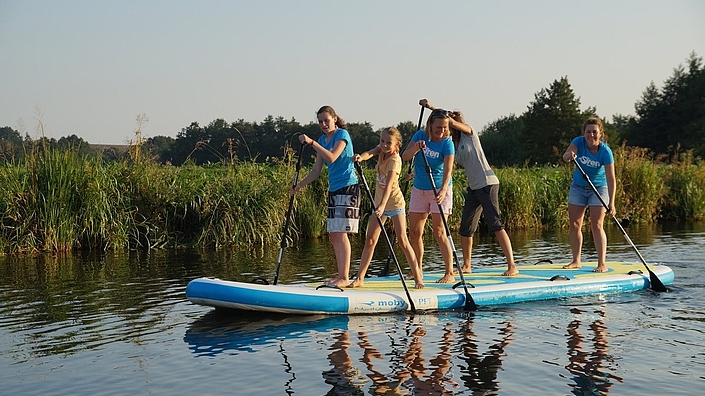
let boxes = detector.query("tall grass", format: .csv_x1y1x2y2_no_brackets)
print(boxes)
613,145,665,222
662,151,705,221
0,144,703,255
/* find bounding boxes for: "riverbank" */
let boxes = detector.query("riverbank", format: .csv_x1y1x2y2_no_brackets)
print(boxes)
0,146,703,253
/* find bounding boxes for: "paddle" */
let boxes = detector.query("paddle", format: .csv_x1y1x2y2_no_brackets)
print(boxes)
354,162,417,313
273,141,305,285
572,158,669,292
419,149,478,311
378,105,425,277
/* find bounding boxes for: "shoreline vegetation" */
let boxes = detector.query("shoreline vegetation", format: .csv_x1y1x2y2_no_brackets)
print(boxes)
0,143,703,255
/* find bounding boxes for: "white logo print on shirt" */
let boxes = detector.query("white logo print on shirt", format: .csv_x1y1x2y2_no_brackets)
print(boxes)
578,156,601,168
423,147,441,160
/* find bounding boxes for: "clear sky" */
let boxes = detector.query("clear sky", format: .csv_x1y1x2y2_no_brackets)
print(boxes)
1,1,704,144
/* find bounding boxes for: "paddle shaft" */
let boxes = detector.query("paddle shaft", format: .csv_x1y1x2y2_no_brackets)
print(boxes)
419,150,478,311
355,162,416,313
273,142,305,285
379,105,425,277
572,158,668,292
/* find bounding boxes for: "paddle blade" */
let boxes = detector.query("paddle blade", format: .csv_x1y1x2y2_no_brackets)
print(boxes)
464,294,478,311
649,270,669,292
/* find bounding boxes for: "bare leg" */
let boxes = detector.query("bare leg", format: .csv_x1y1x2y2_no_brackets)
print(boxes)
348,217,382,288
393,214,424,289
458,235,473,274
496,229,518,276
589,206,608,272
431,213,455,284
327,232,351,287
408,212,428,275
564,203,587,269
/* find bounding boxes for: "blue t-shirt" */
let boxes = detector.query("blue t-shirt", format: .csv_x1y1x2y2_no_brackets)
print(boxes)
318,128,358,192
411,130,455,191
571,136,614,187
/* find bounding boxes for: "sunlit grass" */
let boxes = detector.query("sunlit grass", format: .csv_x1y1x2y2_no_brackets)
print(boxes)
0,144,702,254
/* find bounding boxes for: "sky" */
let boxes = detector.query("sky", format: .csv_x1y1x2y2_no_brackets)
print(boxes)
1,1,704,145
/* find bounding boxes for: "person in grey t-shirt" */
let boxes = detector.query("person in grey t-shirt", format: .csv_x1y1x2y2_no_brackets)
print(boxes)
419,98,518,276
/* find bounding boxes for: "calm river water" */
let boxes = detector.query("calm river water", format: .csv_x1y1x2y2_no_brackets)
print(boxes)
1,222,703,395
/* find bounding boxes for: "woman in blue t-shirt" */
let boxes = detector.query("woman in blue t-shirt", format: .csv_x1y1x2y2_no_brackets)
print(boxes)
291,105,360,287
561,117,616,273
401,107,456,284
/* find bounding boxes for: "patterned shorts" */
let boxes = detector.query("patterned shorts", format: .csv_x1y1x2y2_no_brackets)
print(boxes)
327,184,361,233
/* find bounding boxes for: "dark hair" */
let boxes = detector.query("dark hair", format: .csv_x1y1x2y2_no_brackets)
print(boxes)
448,110,465,142
317,105,347,129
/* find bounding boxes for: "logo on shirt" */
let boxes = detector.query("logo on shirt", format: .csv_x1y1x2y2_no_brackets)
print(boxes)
578,156,601,168
423,147,440,160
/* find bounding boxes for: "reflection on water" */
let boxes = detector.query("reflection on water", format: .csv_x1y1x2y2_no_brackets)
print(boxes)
458,318,514,392
0,252,188,364
184,311,522,395
563,308,623,395
1,223,704,395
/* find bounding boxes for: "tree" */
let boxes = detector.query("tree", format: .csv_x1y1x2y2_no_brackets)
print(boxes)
395,120,418,146
346,122,377,155
624,52,705,157
143,135,176,164
171,122,207,165
479,114,525,167
56,134,95,157
0,126,24,162
521,76,593,165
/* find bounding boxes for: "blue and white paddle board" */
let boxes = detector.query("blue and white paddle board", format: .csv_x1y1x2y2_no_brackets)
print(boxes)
185,261,674,315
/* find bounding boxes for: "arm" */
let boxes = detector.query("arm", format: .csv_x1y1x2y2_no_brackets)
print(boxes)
420,98,473,134
354,145,381,162
299,133,347,164
605,162,616,216
402,139,425,161
290,155,323,194
436,154,455,203
419,98,436,111
448,118,473,134
562,143,578,162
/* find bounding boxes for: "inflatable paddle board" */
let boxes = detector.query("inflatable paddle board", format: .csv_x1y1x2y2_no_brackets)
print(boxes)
185,261,674,315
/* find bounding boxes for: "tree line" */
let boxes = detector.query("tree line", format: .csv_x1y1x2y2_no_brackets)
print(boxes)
2,52,703,166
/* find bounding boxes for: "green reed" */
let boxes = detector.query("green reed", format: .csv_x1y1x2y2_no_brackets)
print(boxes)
662,151,705,221
612,145,665,222
1,144,703,254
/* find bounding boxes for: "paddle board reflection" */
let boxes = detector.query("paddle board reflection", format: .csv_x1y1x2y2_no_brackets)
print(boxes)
563,307,623,395
184,311,516,394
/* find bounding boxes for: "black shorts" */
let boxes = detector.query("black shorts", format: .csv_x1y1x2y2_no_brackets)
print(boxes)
459,184,505,237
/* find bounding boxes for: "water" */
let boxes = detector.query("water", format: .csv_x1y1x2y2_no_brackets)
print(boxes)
1,223,703,395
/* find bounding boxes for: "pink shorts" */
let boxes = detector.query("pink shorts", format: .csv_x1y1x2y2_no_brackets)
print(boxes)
409,186,453,214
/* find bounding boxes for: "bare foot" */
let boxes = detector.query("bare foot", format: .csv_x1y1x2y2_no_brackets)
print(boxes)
593,266,608,273
436,273,455,284
414,281,425,289
404,273,414,280
327,278,350,288
347,278,364,288
562,262,581,269
502,267,519,276
453,266,472,275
